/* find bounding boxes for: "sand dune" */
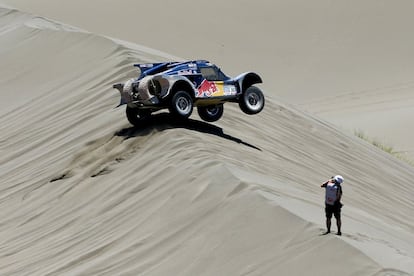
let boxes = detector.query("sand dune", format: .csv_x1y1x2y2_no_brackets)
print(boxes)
4,0,414,159
1,4,414,276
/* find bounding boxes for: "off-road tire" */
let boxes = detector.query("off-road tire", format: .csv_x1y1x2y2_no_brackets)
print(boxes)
197,104,224,122
239,86,265,115
126,106,151,127
169,90,193,119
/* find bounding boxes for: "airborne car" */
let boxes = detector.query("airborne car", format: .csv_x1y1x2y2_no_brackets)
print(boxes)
113,60,265,126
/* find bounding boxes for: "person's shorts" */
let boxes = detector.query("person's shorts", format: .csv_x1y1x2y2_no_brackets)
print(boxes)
325,202,341,219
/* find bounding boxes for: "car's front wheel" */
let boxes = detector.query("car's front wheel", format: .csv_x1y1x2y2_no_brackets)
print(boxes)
169,90,193,119
197,104,224,122
239,86,265,115
126,106,151,126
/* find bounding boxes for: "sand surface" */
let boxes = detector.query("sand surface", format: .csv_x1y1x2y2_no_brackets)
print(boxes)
1,2,414,275
3,0,414,160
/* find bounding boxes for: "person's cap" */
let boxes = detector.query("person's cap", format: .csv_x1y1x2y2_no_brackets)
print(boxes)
334,175,344,184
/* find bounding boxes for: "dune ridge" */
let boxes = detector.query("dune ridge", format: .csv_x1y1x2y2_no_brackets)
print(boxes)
0,5,414,276
6,0,414,160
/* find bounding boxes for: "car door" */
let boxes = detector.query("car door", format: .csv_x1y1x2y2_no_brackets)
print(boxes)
197,66,236,98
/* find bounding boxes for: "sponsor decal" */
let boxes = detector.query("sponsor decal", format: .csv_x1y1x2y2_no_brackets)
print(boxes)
177,70,197,75
224,85,237,95
197,79,218,97
196,81,235,97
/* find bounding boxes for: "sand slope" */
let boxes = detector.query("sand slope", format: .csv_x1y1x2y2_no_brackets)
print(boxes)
0,5,414,276
3,0,414,159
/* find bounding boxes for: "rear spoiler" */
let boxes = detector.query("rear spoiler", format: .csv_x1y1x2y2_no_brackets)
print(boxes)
133,61,184,78
133,62,164,72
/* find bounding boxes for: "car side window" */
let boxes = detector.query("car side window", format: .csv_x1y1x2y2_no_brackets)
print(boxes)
200,67,219,81
217,68,229,80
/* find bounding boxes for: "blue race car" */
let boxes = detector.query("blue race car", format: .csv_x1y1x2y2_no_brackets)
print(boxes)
113,60,265,126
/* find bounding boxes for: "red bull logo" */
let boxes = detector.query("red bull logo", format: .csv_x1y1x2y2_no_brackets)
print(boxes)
197,79,218,97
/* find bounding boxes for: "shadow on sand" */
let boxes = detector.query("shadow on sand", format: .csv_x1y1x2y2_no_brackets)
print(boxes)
115,113,262,151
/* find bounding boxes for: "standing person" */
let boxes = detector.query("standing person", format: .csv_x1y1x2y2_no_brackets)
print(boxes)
321,175,344,235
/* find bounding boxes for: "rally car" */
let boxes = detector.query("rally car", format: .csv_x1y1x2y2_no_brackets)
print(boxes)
113,60,265,126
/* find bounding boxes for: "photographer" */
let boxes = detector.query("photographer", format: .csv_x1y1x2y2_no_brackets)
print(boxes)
321,175,344,235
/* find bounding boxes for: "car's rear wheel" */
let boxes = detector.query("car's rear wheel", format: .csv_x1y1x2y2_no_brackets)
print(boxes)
239,86,265,115
197,104,224,122
169,90,193,119
126,106,151,126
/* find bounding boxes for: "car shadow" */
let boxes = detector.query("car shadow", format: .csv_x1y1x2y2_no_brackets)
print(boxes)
115,113,262,151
